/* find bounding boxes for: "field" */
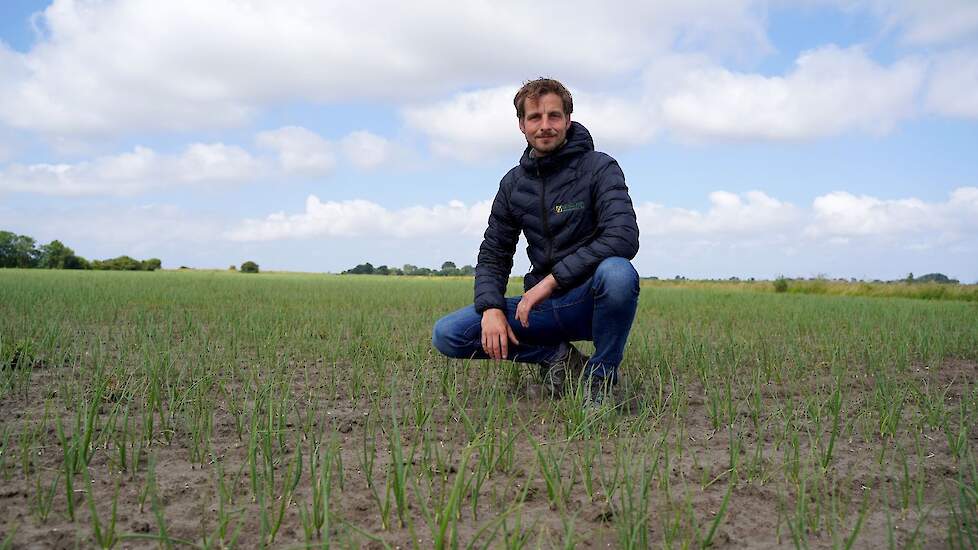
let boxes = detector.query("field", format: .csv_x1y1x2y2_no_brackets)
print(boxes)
1,269,977,549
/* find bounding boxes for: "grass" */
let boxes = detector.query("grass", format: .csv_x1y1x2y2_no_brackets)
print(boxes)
645,277,978,302
0,268,976,547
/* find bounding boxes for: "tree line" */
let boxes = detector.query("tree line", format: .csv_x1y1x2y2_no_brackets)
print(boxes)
343,261,475,276
0,231,161,271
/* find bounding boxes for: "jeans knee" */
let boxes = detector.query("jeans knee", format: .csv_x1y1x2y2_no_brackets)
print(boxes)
432,316,466,358
431,318,452,357
594,257,639,298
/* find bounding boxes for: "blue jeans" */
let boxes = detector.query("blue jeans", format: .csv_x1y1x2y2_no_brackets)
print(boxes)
431,257,640,383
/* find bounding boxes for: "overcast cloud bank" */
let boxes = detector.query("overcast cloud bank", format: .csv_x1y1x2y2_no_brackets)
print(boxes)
226,187,978,248
1,0,976,280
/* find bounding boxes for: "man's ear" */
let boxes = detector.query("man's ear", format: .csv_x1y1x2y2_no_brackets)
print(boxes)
518,118,525,133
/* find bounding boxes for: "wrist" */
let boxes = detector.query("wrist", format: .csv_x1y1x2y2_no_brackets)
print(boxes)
483,308,504,318
543,274,559,291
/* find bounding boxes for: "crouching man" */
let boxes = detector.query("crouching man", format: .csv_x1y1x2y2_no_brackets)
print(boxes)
432,78,640,407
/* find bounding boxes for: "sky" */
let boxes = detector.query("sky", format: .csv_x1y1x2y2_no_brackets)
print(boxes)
1,0,976,282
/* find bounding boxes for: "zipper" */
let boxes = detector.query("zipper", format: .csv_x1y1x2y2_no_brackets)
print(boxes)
536,166,554,268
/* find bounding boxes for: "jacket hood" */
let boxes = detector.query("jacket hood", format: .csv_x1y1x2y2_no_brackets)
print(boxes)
518,121,594,175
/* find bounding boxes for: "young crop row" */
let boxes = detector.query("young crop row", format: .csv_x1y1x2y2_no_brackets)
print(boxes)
0,269,976,548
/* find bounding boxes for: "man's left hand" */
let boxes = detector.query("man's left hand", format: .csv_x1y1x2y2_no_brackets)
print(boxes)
515,274,559,328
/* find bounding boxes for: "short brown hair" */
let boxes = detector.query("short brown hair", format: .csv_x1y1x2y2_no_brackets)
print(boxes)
514,78,573,120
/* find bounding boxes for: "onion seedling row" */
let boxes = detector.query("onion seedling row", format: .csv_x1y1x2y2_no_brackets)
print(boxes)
1,269,976,547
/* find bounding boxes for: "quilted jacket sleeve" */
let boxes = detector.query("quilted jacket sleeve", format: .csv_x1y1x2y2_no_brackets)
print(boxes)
474,176,521,314
551,154,639,289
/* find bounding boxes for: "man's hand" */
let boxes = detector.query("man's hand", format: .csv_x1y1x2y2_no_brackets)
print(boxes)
515,274,559,328
482,308,519,360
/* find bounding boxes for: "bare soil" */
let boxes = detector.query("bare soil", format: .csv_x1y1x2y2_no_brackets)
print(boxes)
1,359,976,548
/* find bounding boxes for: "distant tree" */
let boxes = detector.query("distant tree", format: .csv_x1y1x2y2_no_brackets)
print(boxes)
240,261,260,273
38,240,89,269
906,272,914,283
229,265,237,271
142,258,162,271
93,255,142,271
343,261,471,276
0,231,40,268
118,256,140,270
343,262,375,274
439,261,460,276
917,273,958,284
114,256,139,270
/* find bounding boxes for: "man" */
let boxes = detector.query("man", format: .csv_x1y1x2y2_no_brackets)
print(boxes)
431,78,640,407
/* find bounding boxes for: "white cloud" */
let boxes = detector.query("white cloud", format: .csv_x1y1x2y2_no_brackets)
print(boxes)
403,85,661,162
256,126,336,176
806,192,934,238
403,45,934,160
634,186,978,280
219,187,978,280
636,191,800,237
0,126,402,195
0,143,264,196
8,186,973,279
925,48,978,118
227,187,978,249
571,91,659,150
656,46,925,141
175,143,266,182
226,195,492,241
341,131,393,170
864,0,978,45
0,0,768,137
805,187,978,240
403,86,525,162
3,0,974,158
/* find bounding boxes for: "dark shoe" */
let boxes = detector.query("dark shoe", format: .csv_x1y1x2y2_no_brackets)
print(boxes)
538,343,589,398
583,375,616,409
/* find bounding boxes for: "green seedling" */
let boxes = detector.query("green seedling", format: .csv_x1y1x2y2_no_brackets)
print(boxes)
82,468,120,549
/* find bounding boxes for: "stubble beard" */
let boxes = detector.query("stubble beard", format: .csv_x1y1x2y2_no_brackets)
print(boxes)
529,135,564,157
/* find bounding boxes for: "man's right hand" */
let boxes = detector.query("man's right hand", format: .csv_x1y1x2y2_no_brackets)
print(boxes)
481,308,520,360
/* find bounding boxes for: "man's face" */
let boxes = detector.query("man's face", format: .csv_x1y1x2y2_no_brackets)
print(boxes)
519,92,571,156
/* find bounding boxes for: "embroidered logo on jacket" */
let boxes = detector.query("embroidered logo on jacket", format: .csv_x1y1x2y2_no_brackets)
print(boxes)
554,201,584,214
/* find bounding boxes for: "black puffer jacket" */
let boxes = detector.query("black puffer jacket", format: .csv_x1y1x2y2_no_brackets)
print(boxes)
474,121,639,314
